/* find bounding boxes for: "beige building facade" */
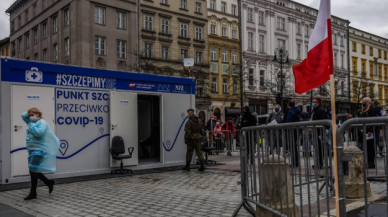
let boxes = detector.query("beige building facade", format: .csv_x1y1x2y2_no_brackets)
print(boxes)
0,37,10,57
207,0,241,123
350,27,388,106
139,0,210,121
7,0,137,70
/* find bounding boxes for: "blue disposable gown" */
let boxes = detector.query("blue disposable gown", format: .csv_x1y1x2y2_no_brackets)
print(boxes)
22,112,60,173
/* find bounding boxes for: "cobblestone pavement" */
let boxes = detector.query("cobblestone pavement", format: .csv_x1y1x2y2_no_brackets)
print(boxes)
0,170,251,217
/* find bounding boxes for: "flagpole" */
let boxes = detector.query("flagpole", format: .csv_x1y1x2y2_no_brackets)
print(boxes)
327,13,341,216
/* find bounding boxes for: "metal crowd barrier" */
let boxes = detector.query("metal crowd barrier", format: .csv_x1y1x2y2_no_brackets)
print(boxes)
337,117,388,216
208,130,238,155
232,120,334,217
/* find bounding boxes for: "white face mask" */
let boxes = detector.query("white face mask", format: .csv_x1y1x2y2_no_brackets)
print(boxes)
29,115,39,122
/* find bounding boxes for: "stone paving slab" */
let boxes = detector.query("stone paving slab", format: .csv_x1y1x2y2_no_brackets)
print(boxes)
0,170,251,217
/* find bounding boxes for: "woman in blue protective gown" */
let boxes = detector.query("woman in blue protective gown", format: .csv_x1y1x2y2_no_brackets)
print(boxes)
22,108,60,200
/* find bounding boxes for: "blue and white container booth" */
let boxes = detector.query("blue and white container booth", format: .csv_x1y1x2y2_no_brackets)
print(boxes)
0,58,195,184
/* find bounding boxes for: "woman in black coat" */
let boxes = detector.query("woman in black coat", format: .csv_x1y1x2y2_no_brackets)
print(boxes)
358,97,377,169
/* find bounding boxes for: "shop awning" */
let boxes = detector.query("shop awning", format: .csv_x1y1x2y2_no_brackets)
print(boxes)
225,107,241,115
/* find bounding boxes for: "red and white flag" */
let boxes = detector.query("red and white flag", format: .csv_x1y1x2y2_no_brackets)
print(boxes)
293,0,334,94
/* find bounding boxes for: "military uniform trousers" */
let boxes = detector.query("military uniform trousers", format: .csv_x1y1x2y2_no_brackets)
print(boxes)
186,140,204,162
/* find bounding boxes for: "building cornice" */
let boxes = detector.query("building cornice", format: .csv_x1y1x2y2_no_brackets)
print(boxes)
141,4,208,23
351,34,388,50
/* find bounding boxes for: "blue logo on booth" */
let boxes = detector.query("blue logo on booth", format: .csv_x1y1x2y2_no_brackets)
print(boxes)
59,140,69,156
158,84,170,90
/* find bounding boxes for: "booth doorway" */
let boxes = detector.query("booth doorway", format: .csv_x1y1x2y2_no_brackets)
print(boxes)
138,95,161,164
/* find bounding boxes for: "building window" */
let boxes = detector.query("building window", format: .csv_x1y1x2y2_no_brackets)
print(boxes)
211,25,216,34
196,51,202,64
195,27,202,40
181,49,188,61
33,28,38,44
297,23,301,34
145,43,153,58
95,6,106,25
180,0,187,9
161,0,168,4
333,34,338,45
18,16,21,28
41,25,47,42
341,54,344,68
18,37,22,53
248,32,254,51
11,41,15,56
305,45,308,58
26,10,29,23
362,45,365,54
259,11,264,25
233,80,238,94
222,27,227,37
53,43,58,61
212,77,217,92
259,70,265,87
277,17,285,30
297,43,301,59
53,16,58,33
370,47,373,56
379,50,382,58
221,2,226,13
248,8,253,22
210,0,215,10
11,22,15,34
352,42,356,52
385,51,387,60
340,35,344,46
197,80,204,96
162,46,169,60
305,25,309,36
180,23,188,37
232,50,237,64
43,48,47,61
64,9,70,27
334,52,337,67
278,39,285,49
42,0,46,10
25,33,30,49
34,53,38,60
232,5,236,16
33,4,37,17
64,38,70,57
211,47,217,60
249,68,254,86
222,49,227,62
195,2,201,13
223,79,228,93
259,35,264,52
161,20,169,34
145,16,153,31
117,40,126,59
232,30,237,39
116,11,126,29
95,36,106,56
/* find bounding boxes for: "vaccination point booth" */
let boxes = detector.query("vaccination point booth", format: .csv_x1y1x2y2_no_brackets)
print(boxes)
0,58,196,184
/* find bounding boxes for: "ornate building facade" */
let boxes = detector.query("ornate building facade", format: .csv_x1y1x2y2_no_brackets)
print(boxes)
206,0,240,122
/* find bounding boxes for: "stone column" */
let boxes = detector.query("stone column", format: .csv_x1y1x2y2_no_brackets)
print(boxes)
256,155,299,217
344,146,371,198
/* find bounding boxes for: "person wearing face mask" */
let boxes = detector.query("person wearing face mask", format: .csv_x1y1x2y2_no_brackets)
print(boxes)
266,104,284,155
373,100,384,158
358,97,377,168
241,106,257,163
21,108,60,200
311,98,328,169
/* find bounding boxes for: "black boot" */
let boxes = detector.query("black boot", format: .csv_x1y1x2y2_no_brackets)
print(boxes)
182,161,190,171
198,161,206,172
37,173,54,193
25,171,38,200
47,180,55,194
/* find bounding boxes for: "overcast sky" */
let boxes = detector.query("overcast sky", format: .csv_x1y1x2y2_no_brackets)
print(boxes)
0,0,387,40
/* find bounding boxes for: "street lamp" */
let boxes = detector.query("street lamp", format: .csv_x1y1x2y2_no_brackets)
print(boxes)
273,47,289,108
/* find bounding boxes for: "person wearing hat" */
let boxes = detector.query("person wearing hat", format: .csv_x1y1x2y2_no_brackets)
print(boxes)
182,108,206,171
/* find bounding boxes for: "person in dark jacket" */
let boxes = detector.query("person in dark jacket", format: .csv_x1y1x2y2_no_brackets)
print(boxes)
373,100,383,158
241,106,257,163
285,100,301,167
311,98,328,169
359,97,377,168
